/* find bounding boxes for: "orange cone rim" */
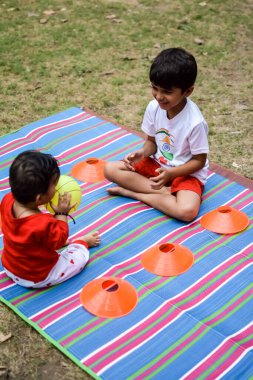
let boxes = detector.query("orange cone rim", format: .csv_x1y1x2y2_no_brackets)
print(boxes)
141,243,194,277
71,157,106,183
80,277,138,318
200,206,249,234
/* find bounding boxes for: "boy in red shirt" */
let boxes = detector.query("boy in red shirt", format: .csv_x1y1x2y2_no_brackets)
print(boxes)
0,150,100,288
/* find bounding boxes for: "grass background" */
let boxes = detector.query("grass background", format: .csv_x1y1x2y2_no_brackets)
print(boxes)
0,0,252,379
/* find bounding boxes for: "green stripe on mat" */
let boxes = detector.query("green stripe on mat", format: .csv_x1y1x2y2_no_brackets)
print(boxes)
25,219,253,327
128,289,252,379
137,223,253,300
197,333,253,380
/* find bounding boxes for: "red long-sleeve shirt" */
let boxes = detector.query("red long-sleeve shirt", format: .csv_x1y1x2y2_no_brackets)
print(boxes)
1,193,69,282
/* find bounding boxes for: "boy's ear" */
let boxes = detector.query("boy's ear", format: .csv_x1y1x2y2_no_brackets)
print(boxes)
185,86,194,97
35,194,43,205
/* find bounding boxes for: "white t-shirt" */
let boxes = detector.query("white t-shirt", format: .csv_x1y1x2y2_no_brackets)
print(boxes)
141,98,209,184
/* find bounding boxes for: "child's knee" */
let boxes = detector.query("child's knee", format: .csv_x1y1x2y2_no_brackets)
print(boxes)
104,161,122,181
104,161,113,180
177,205,199,222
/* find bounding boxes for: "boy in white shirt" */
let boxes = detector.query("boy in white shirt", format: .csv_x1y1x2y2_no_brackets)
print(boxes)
104,48,209,222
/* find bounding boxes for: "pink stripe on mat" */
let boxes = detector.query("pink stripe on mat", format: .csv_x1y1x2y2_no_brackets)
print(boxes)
0,112,91,158
136,290,253,379
202,179,230,200
0,278,15,290
183,324,253,380
74,204,151,238
84,258,251,371
61,318,103,346
57,128,125,162
31,292,80,323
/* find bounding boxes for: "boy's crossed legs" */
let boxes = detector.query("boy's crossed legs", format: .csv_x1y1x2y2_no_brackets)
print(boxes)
105,160,202,222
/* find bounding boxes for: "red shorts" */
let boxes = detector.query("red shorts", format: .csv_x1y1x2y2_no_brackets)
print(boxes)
134,157,204,197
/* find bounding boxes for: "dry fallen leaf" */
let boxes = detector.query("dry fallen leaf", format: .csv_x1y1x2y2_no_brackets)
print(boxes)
0,332,12,343
235,103,249,110
105,14,117,19
27,82,42,91
43,10,55,16
232,162,241,168
112,18,123,23
34,82,42,89
100,70,116,76
0,367,9,380
27,12,39,17
121,55,138,61
39,18,48,24
194,37,204,45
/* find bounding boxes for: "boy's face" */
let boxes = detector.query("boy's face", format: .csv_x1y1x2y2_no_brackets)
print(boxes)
36,174,59,206
150,83,193,117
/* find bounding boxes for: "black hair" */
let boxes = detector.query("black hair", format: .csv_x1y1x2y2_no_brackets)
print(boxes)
9,150,60,204
149,47,197,91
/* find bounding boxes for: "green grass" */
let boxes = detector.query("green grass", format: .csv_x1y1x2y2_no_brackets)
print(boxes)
0,0,252,379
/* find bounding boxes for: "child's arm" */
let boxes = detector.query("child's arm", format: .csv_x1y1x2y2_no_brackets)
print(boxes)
124,135,157,171
150,153,207,190
143,135,157,156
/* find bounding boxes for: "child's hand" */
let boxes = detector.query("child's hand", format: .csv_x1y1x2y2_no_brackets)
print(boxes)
149,168,174,190
50,192,77,214
123,149,144,170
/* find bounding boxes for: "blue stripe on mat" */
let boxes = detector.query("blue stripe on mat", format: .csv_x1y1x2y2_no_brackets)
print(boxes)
1,107,252,380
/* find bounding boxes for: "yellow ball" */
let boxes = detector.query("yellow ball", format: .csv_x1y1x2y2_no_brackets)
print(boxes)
45,175,82,214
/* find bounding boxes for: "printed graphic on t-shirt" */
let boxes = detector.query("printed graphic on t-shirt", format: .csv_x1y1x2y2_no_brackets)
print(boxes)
155,128,175,163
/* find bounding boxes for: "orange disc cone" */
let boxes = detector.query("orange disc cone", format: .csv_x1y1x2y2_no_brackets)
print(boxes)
141,243,194,277
200,206,249,234
80,277,138,318
71,158,105,183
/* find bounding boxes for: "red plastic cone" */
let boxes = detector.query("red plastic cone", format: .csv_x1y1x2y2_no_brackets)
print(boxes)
80,277,138,318
200,206,249,234
141,243,194,276
71,158,105,183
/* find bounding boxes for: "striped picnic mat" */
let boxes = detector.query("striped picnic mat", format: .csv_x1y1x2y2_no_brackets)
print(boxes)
0,107,252,380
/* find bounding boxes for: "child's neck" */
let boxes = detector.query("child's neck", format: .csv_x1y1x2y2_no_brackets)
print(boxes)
167,98,187,120
13,200,40,219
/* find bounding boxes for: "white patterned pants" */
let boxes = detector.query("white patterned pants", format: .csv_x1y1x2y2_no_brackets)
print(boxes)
4,243,89,288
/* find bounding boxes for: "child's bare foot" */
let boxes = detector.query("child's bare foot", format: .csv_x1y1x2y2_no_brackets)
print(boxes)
83,231,101,247
108,186,130,197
